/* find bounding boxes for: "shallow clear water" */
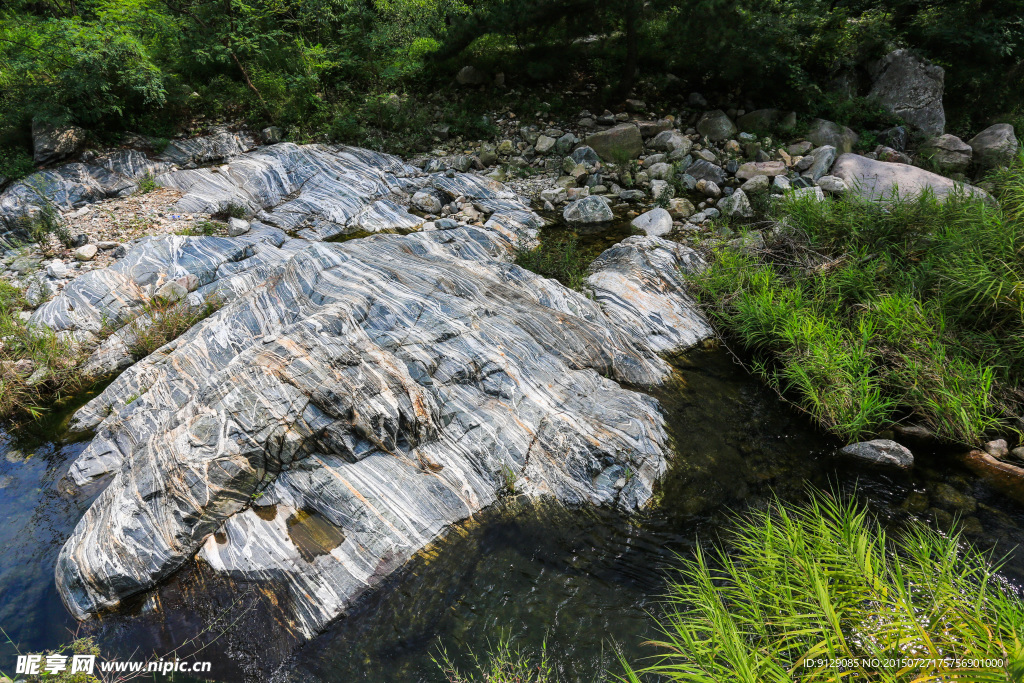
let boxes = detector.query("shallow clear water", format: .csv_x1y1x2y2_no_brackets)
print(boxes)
2,347,1021,683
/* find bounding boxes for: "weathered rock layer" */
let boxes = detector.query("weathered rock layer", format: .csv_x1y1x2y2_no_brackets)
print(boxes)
15,141,714,639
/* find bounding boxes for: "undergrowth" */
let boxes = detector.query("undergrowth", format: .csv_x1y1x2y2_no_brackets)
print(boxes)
622,491,1024,682
122,295,222,360
435,636,556,683
514,235,591,291
690,158,1024,445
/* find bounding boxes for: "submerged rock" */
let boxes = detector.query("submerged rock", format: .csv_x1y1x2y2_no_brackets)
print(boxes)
839,439,914,469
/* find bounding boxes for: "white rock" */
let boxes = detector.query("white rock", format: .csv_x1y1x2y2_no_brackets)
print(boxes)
73,244,98,261
631,208,673,237
816,175,848,194
227,217,250,237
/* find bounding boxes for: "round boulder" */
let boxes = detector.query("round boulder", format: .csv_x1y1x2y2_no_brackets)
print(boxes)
563,195,613,224
631,208,673,237
969,124,1019,170
696,110,737,142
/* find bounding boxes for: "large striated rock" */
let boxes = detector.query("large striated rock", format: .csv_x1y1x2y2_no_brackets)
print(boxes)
832,153,992,204
584,124,643,163
158,128,258,166
805,119,858,154
969,124,1019,170
32,118,86,165
869,49,945,135
54,222,712,637
8,139,715,642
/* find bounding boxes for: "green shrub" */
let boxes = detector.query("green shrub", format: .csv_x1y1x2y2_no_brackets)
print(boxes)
622,491,1024,683
435,636,556,683
0,146,35,182
691,161,1024,444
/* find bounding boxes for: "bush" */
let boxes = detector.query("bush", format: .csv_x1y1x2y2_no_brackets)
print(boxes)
691,160,1024,445
622,491,1024,682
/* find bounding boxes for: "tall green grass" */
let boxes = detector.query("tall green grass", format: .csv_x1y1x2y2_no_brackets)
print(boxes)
622,492,1024,683
691,161,1024,444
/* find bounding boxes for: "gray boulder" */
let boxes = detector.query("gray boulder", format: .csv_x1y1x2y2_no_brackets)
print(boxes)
686,159,726,185
563,195,614,224
839,439,914,469
585,124,643,163
805,119,858,154
816,175,848,194
32,118,86,165
831,153,992,204
918,134,972,173
802,145,837,182
648,130,691,155
631,208,673,237
412,190,443,214
736,109,780,133
227,217,250,237
869,49,945,135
696,110,738,142
456,66,486,85
717,189,754,219
534,135,557,155
570,146,601,169
969,124,1019,170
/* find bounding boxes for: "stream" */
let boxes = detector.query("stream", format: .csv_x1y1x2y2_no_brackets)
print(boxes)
1,222,1023,682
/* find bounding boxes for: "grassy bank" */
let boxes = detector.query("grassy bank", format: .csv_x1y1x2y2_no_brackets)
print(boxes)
689,162,1024,445
439,492,1024,682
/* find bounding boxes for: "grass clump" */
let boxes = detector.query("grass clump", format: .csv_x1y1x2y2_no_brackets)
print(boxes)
435,636,556,683
136,173,157,194
622,491,1024,683
175,221,219,237
690,161,1024,444
0,280,86,419
122,295,223,360
515,235,591,291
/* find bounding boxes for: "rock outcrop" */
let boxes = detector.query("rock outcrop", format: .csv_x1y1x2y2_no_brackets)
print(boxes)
831,153,991,204
869,49,945,135
9,141,714,640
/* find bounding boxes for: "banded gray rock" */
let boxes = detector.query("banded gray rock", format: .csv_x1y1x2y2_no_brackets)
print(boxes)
5,139,713,642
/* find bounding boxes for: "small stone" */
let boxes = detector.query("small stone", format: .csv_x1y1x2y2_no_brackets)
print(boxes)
816,175,848,194
540,187,567,204
647,162,672,180
226,217,250,237
535,135,557,154
717,189,754,218
650,179,674,201
839,439,914,469
984,439,1009,458
497,139,514,155
73,244,98,261
667,197,696,219
70,234,89,248
46,260,69,278
176,274,201,292
155,280,188,303
741,174,770,194
631,208,673,237
95,241,119,250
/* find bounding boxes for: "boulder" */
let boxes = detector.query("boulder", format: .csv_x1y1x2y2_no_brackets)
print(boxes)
805,119,858,154
650,179,675,201
968,124,1019,170
637,120,673,138
555,133,578,155
839,439,914,469
585,124,643,163
667,197,696,219
563,195,613,224
412,190,443,214
686,159,726,185
647,162,672,181
735,161,787,180
261,127,282,144
648,130,691,155
73,244,98,261
717,189,754,219
534,135,557,155
631,208,673,237
227,217,250,237
816,175,848,194
740,175,770,194
918,134,972,173
869,49,945,135
32,118,86,165
802,145,837,182
456,65,486,86
736,109,780,133
478,143,498,167
696,110,738,142
570,146,601,169
831,153,993,205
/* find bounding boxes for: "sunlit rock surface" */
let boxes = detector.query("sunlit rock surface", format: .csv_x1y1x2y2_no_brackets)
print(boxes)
7,139,712,639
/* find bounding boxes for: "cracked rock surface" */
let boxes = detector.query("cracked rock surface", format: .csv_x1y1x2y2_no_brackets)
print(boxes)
7,138,713,641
